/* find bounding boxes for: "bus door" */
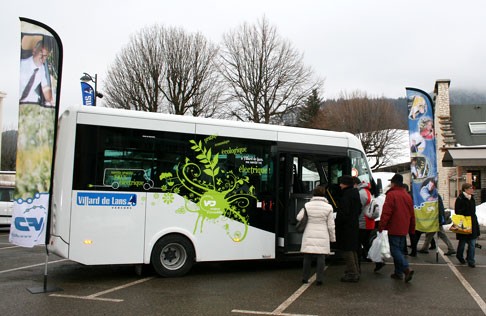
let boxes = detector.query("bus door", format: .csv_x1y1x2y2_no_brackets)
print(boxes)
276,153,353,254
323,157,351,211
277,153,313,253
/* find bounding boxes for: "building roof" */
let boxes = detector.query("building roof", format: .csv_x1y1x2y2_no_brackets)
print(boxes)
443,146,486,167
442,104,486,167
450,104,486,146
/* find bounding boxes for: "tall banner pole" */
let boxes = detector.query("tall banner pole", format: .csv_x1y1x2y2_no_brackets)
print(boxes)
406,88,439,241
10,17,63,293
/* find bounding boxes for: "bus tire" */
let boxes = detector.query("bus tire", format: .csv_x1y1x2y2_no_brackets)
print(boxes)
151,235,195,277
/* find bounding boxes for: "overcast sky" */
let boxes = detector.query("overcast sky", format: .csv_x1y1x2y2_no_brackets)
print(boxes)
1,0,486,128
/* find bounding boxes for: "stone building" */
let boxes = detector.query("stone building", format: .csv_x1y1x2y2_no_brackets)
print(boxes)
376,79,486,209
435,80,486,208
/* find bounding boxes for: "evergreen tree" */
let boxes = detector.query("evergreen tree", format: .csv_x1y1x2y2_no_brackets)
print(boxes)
297,89,322,127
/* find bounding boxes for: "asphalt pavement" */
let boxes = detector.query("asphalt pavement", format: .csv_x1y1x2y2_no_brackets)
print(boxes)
0,227,485,316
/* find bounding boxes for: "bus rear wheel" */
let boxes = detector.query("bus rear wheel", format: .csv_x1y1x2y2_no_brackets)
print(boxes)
151,235,195,277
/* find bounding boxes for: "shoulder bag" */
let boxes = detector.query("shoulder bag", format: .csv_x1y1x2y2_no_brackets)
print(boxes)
449,214,472,234
296,207,308,233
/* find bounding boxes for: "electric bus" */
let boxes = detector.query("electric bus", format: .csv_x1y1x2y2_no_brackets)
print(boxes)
48,106,375,277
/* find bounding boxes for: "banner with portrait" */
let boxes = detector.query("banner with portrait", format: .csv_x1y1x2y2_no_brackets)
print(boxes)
9,18,63,247
406,88,439,233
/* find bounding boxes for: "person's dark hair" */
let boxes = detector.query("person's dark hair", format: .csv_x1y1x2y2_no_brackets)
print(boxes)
313,186,326,197
420,177,436,188
339,175,354,186
352,177,361,185
389,173,403,185
462,183,473,192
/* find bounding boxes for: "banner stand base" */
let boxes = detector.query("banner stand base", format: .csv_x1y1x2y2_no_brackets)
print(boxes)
27,285,63,294
27,254,63,294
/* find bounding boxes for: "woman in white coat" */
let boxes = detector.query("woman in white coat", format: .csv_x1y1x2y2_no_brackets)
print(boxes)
296,186,336,285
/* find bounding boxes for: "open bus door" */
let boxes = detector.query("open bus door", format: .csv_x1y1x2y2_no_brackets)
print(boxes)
276,153,352,255
276,153,313,254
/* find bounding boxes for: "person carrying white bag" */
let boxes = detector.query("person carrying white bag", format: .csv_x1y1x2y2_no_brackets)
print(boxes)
378,174,416,283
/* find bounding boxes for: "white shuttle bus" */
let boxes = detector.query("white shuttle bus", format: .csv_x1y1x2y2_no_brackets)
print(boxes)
48,106,375,277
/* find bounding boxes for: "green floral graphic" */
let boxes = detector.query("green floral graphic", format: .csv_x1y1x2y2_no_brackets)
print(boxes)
158,139,255,242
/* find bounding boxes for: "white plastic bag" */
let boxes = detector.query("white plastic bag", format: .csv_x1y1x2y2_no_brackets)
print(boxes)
380,230,391,259
367,231,391,262
367,233,383,262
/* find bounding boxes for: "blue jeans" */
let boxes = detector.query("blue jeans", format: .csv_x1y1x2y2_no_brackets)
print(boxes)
456,238,476,265
388,235,409,276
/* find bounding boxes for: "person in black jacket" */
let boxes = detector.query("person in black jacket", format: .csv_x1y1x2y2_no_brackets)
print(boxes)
335,175,362,282
455,183,481,267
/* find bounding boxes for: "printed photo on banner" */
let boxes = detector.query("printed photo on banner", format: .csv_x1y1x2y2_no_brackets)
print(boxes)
409,134,425,154
408,95,427,120
410,156,429,180
419,177,438,203
418,116,435,140
19,34,59,107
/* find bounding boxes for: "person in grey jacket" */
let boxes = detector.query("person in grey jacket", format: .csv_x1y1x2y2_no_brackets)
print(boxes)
297,186,336,286
354,177,375,261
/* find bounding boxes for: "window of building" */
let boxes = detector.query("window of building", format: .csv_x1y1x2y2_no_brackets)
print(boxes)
468,122,486,134
468,170,481,190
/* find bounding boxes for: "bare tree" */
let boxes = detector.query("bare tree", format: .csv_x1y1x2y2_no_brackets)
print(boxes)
104,25,223,116
219,16,322,124
1,130,17,170
312,91,406,170
104,25,163,112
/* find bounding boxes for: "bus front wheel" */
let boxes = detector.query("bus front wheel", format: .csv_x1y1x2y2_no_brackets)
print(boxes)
151,235,195,277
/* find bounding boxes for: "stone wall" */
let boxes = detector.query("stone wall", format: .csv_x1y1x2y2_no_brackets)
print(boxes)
434,80,457,208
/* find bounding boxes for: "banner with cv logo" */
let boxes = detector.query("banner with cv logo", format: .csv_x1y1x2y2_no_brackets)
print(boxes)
9,18,63,247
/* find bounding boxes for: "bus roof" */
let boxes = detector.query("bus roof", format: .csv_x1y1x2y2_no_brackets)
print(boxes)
62,105,365,152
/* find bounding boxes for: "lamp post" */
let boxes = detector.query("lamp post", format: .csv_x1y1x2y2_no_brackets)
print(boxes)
80,72,103,106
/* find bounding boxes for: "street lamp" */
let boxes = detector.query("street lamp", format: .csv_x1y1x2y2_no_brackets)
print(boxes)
80,72,103,106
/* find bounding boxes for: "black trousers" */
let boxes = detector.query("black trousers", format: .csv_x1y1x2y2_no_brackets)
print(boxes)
302,254,326,283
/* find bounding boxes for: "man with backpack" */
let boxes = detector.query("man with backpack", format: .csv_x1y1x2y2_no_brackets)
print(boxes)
353,177,379,262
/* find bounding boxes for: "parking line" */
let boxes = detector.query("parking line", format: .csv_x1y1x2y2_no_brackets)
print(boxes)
48,294,124,303
0,259,68,274
231,254,486,316
232,270,323,316
50,276,155,302
440,249,486,315
0,245,20,250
